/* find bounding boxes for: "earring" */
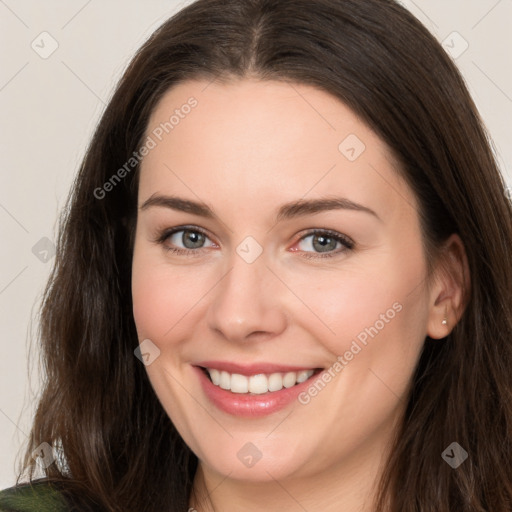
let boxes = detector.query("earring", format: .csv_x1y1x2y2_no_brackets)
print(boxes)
441,306,448,326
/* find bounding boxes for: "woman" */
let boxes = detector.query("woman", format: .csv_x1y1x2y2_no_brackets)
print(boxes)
1,0,511,510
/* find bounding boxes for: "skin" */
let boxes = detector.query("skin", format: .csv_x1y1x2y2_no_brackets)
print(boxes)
131,79,469,511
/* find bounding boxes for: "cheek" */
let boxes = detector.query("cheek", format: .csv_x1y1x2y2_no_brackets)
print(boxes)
289,238,428,360
131,246,208,346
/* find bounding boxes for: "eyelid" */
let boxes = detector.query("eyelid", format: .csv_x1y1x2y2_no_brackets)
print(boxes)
155,224,212,242
296,228,354,246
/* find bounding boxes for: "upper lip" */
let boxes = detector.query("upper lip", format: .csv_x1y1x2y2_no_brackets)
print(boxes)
195,360,322,376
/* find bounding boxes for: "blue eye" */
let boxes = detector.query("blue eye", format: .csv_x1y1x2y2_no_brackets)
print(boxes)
155,226,354,259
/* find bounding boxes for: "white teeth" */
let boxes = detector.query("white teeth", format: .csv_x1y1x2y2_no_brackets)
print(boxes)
230,373,249,393
205,368,315,394
296,370,310,383
268,373,283,392
219,371,231,390
210,368,220,385
283,372,297,388
248,374,268,394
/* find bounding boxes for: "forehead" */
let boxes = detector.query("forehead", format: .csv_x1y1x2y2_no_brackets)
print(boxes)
139,79,417,223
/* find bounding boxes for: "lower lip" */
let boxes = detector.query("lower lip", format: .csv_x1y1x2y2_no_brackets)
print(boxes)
194,366,320,418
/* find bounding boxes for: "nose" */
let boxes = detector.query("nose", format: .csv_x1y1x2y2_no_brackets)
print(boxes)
206,248,288,344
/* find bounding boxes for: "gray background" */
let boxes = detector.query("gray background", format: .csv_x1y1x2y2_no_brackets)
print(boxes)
1,0,511,488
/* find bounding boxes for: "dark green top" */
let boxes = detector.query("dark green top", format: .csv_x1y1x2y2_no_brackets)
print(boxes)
0,480,69,512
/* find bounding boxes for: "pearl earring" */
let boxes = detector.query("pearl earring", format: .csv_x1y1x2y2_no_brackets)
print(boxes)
442,307,448,326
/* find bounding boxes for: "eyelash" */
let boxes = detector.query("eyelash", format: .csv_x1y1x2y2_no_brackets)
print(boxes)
154,225,355,259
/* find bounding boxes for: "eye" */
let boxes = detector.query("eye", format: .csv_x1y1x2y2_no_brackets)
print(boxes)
156,226,216,256
155,226,354,259
292,229,354,259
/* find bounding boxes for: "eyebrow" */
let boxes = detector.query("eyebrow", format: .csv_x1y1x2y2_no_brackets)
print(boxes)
140,194,381,222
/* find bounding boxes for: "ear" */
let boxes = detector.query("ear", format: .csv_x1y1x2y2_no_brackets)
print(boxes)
426,233,471,339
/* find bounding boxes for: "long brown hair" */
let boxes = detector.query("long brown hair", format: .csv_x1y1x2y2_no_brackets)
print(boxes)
17,0,512,510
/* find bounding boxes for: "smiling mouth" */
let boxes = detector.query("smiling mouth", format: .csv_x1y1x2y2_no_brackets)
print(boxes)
199,367,323,395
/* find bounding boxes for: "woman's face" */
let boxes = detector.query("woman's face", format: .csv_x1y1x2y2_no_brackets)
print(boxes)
131,79,439,483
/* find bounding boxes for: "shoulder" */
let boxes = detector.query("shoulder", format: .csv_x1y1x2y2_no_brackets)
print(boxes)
0,479,70,512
